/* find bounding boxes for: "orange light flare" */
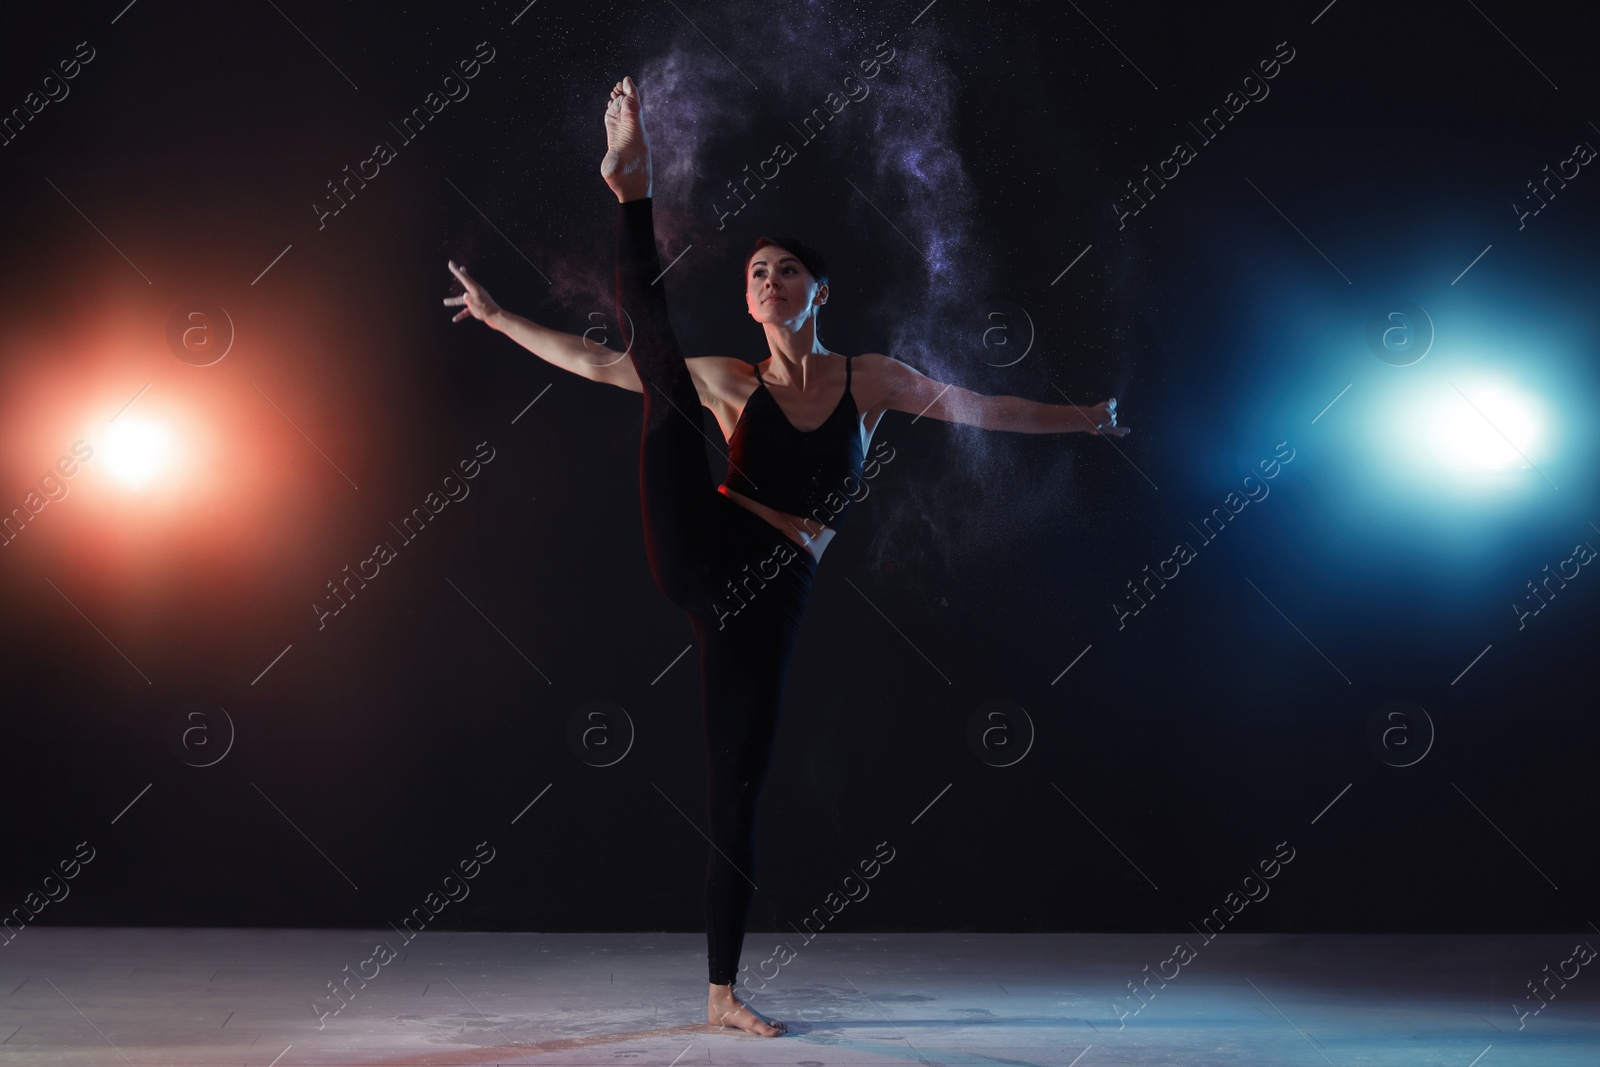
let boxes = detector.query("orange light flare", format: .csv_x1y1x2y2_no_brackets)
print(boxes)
2,265,391,649
8,384,215,545
67,395,210,513
1,306,246,574
100,412,178,492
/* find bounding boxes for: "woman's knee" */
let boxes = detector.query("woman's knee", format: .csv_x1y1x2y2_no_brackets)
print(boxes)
650,558,706,611
706,786,762,837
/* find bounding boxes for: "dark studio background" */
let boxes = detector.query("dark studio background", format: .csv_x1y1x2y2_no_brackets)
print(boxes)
1,0,1596,941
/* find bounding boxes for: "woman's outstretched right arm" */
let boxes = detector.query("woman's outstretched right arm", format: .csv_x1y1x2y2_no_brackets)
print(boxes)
444,258,644,393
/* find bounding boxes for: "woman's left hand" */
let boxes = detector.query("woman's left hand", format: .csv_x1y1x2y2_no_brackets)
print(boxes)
1083,398,1129,436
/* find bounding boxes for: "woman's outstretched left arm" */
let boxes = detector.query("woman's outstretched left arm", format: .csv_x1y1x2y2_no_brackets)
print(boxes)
859,353,1129,436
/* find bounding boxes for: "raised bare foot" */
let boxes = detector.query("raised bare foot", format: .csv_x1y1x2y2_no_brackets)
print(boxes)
601,75,652,202
707,982,787,1037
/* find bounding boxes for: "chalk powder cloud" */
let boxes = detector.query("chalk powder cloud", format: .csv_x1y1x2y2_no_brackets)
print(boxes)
569,2,1070,591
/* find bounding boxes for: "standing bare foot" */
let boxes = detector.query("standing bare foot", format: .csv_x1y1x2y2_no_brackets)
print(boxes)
707,982,787,1037
601,75,652,202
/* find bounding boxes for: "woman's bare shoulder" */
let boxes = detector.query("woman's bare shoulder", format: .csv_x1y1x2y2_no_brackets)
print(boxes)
847,352,894,409
686,356,756,405
685,356,755,381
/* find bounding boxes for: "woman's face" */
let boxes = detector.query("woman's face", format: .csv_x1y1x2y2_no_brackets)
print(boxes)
745,247,826,324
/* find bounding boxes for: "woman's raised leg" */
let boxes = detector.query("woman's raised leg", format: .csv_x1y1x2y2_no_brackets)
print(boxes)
606,79,720,606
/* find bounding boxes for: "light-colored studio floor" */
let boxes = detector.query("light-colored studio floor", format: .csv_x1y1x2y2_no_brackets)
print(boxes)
0,930,1593,1066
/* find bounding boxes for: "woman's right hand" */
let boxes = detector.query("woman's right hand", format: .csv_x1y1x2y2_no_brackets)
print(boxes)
443,260,503,324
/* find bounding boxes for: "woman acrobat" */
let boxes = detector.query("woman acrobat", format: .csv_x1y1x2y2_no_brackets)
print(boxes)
443,75,1128,1037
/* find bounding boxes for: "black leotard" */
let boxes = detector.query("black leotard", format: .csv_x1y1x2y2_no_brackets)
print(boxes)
723,356,866,530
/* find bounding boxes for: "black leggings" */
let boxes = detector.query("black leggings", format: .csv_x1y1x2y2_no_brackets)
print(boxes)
616,197,820,986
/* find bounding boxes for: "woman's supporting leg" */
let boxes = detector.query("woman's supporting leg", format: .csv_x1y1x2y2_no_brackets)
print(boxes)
695,622,783,986
690,496,818,989
615,197,720,607
615,196,776,988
